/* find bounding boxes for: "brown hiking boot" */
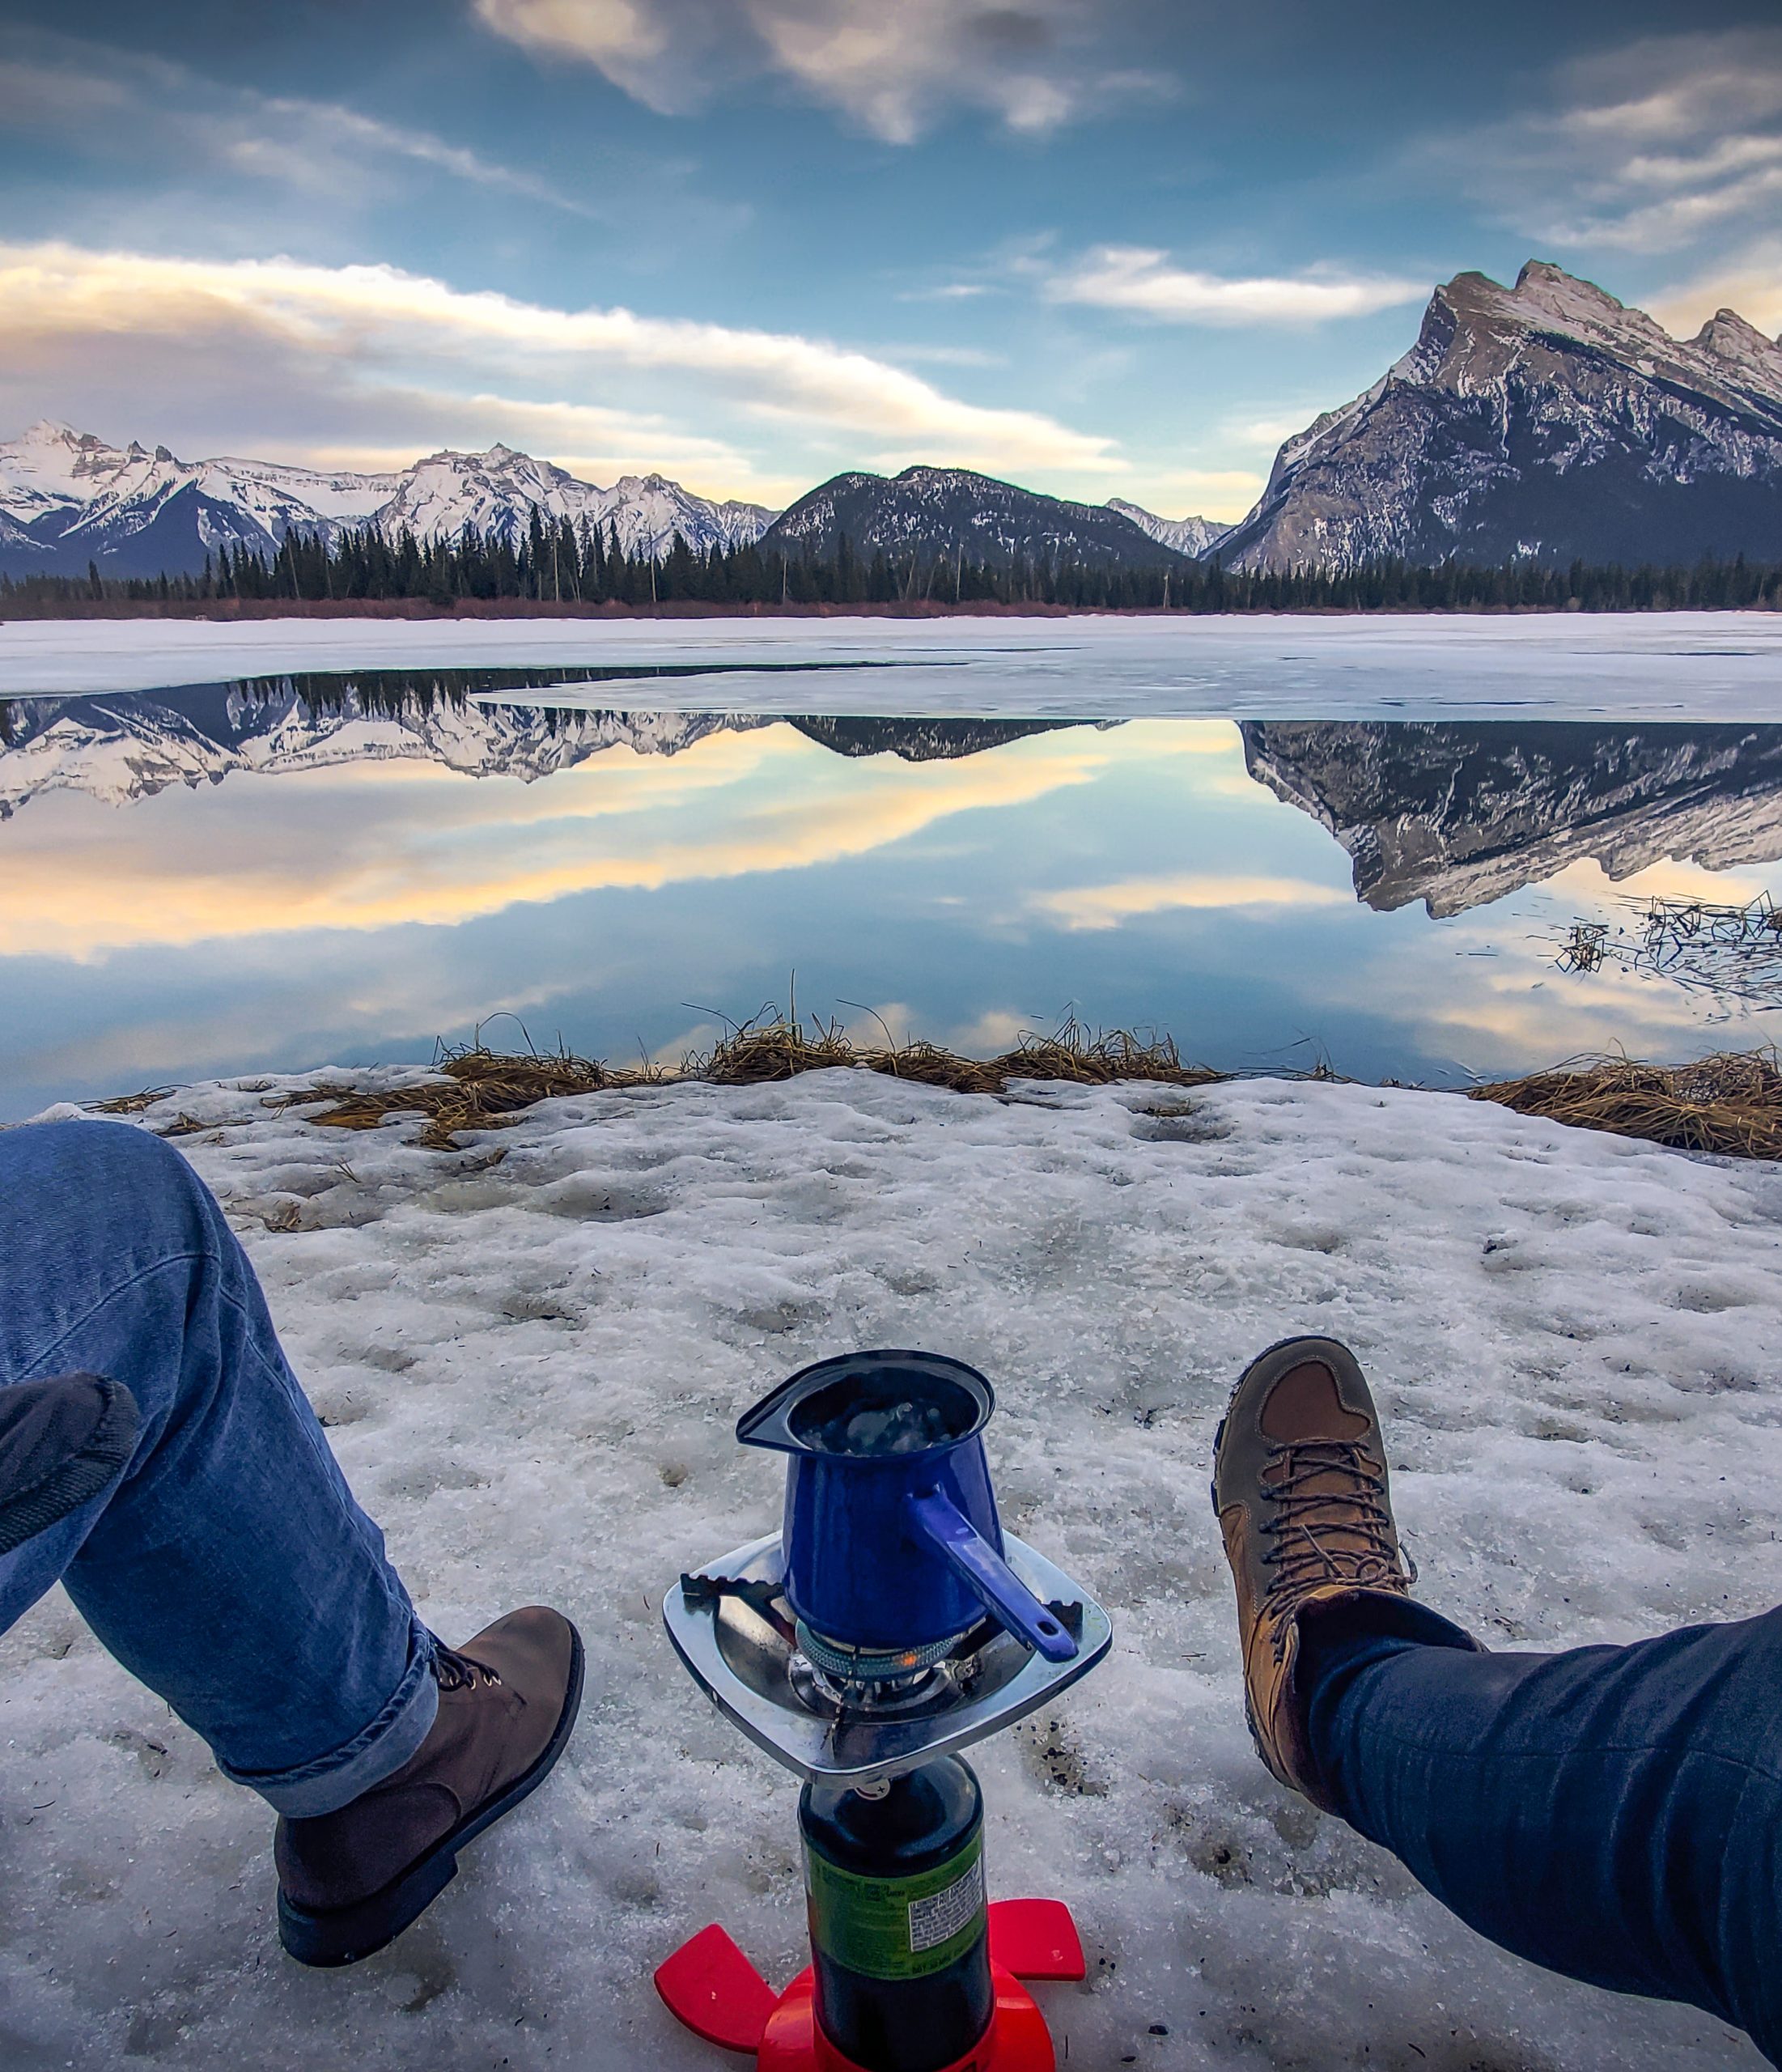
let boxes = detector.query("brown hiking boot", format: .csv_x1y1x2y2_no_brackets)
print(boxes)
276,1605,583,1966
1211,1336,1422,1811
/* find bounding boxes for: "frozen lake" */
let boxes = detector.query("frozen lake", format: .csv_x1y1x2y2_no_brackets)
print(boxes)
5,615,1782,1119
4,609,1782,718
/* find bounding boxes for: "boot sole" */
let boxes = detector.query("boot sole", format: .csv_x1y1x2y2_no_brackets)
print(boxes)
278,1623,586,1968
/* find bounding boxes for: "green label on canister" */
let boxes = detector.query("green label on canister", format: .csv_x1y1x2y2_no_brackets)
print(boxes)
803,1830,986,1982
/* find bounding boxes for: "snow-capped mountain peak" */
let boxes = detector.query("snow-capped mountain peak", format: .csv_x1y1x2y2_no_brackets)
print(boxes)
1694,308,1782,393
1105,498,1230,559
0,429,779,578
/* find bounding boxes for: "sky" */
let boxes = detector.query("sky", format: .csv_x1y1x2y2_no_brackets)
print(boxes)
1,1,1780,520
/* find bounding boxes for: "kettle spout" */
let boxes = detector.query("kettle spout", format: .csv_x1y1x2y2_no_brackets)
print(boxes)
906,1488,1080,1662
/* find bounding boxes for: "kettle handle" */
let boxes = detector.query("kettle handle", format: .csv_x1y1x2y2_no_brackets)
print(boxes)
906,1488,1079,1662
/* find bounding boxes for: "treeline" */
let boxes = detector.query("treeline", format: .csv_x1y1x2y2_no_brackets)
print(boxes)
5,508,1782,614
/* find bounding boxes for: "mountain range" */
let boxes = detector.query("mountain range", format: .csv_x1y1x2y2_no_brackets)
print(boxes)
0,423,1217,584
7,261,1781,584
0,425,782,580
758,467,1198,572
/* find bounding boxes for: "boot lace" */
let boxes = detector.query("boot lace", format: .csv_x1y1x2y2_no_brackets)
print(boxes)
1261,1439,1413,1661
431,1641,502,1692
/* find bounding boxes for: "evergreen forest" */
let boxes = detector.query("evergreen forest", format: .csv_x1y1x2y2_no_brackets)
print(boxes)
5,507,1782,615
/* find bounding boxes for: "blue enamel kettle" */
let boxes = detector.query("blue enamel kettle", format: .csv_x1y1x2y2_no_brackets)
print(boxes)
736,1349,1078,1664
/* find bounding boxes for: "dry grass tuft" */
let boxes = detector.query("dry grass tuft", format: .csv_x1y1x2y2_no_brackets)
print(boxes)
87,1026,1782,1163
277,1043,626,1151
1469,1050,1782,1161
692,1012,1220,1097
264,1015,1223,1147
89,1085,177,1115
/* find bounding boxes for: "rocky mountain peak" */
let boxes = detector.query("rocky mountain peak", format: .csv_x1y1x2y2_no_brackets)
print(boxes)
1107,497,1230,558
1512,258,1635,324
1220,260,1782,572
762,465,1184,569
1695,308,1782,388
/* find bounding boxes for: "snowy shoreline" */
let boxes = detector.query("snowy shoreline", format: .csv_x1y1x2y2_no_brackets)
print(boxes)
2,1067,1777,2068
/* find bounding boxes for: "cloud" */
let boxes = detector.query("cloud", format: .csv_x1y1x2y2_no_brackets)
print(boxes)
1046,248,1426,326
287,390,745,483
0,240,1123,499
1226,412,1321,449
1432,29,1782,255
473,0,1168,143
223,94,597,216
0,35,593,218
1125,467,1265,516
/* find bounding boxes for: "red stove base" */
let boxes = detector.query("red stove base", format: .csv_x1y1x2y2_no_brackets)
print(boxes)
655,1897,1085,2071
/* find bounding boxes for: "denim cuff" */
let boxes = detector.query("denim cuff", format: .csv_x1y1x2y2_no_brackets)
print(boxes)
1300,1596,1480,1816
219,1617,439,1817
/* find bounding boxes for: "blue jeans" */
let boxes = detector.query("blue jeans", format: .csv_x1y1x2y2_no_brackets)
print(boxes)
0,1120,435,1815
1307,1605,1782,2066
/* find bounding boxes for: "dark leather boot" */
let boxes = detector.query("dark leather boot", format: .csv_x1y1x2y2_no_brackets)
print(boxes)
276,1605,583,1965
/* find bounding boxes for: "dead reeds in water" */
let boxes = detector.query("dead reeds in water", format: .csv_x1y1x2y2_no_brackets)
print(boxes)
1470,1050,1782,1161
276,1015,1222,1148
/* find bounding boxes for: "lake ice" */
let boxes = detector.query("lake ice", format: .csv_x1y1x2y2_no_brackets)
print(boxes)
5,609,1782,720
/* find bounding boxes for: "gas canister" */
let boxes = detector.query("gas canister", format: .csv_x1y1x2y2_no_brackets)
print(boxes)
800,1759,991,2072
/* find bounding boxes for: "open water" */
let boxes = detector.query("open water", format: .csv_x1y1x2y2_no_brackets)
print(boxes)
3,653,1782,1119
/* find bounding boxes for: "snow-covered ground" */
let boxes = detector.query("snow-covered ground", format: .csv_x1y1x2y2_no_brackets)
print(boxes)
3,1071,1778,2069
5,611,1782,720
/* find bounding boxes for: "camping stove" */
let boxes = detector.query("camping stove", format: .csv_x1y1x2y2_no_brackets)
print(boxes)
656,1351,1111,2072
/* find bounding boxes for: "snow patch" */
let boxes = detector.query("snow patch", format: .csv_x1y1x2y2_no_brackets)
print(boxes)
0,1072,1775,2068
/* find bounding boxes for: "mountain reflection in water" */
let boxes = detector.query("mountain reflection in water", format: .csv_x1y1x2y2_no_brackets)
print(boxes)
3,682,1781,1119
1242,720,1782,917
0,682,1083,817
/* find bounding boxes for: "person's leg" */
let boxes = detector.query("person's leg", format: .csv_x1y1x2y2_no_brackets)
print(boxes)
2,1118,583,1967
1304,1611,1782,2063
1213,1335,1780,2070
0,1118,436,1811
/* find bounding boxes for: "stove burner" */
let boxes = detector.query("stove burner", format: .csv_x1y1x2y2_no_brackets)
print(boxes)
792,1618,965,1686
787,1651,963,1719
664,1531,1110,1785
